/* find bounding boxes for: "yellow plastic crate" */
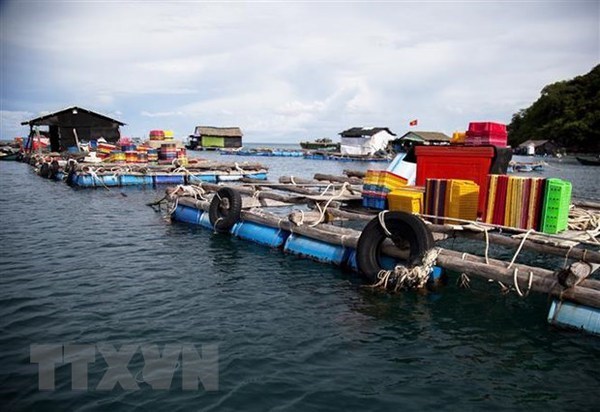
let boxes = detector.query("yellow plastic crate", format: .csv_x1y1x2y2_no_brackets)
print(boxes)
388,189,423,214
380,171,408,190
444,179,479,222
451,131,466,144
364,170,383,185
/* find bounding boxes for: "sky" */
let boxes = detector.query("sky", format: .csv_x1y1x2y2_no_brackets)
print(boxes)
0,0,598,143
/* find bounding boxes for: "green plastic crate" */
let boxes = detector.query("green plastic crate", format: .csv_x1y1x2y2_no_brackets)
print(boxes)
540,178,572,234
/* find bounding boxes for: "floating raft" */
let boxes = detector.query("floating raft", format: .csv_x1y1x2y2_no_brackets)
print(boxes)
218,148,391,162
159,172,600,336
27,154,269,188
220,148,305,157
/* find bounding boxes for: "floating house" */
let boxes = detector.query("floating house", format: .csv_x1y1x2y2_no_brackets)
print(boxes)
339,127,396,156
187,126,243,150
21,106,125,152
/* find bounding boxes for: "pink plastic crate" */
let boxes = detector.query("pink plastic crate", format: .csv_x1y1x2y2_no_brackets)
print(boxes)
467,122,507,135
465,135,508,147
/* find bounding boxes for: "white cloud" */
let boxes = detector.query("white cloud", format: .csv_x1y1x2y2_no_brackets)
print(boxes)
0,110,33,139
1,1,598,141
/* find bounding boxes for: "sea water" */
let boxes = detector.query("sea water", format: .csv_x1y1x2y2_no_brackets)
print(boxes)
0,150,599,411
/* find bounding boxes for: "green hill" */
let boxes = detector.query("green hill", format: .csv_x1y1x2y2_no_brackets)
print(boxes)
508,65,600,152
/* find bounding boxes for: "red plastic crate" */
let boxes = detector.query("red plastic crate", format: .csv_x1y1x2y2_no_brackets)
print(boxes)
415,146,495,217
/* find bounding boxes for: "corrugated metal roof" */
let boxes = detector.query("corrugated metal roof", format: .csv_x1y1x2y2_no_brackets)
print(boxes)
339,127,396,137
193,126,243,137
399,131,451,142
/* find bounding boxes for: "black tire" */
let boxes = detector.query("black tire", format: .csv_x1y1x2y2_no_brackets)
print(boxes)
39,162,50,178
356,211,434,283
49,160,59,180
209,187,242,233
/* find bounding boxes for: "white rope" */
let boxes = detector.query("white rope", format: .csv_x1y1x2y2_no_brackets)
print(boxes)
484,227,490,265
319,183,334,197
213,217,224,233
308,182,349,227
377,210,392,237
513,268,533,298
369,248,440,292
507,229,534,269
168,196,179,215
290,176,297,185
457,253,471,288
563,244,574,269
234,162,246,173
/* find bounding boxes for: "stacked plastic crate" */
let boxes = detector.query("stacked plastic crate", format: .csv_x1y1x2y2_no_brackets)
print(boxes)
465,122,508,147
484,175,572,233
362,170,407,210
424,179,480,224
388,186,425,214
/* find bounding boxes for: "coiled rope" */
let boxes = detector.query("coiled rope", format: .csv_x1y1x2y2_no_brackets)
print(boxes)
367,248,441,292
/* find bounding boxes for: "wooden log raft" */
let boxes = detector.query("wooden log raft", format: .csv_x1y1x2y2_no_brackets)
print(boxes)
174,194,600,309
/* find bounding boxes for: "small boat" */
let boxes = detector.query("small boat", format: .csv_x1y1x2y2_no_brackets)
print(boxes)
300,138,340,151
508,160,545,173
576,156,600,166
0,147,20,161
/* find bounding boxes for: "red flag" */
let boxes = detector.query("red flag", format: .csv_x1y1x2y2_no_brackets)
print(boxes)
409,119,418,126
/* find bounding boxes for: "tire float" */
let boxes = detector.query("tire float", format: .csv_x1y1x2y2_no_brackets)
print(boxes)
209,187,242,233
356,211,434,283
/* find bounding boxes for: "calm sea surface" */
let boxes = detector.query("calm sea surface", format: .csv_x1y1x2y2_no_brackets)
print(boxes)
1,147,599,411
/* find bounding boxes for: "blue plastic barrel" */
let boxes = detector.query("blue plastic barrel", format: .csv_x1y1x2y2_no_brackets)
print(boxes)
245,172,268,180
173,205,202,225
198,211,214,230
231,221,289,248
154,174,185,185
188,174,218,183
548,300,600,335
284,233,348,265
120,175,153,186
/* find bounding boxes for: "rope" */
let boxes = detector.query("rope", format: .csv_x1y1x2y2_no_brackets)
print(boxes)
234,162,246,173
506,229,534,269
319,183,334,197
88,167,111,191
512,268,534,298
563,244,574,269
290,176,297,185
457,253,471,288
377,211,392,237
308,182,349,227
213,217,223,233
484,227,490,265
168,196,179,215
368,248,440,292
458,273,471,289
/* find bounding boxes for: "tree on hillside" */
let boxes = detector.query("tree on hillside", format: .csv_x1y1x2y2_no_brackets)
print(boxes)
508,65,600,152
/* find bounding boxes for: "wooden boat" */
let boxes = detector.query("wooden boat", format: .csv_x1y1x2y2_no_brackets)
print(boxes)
576,156,600,166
